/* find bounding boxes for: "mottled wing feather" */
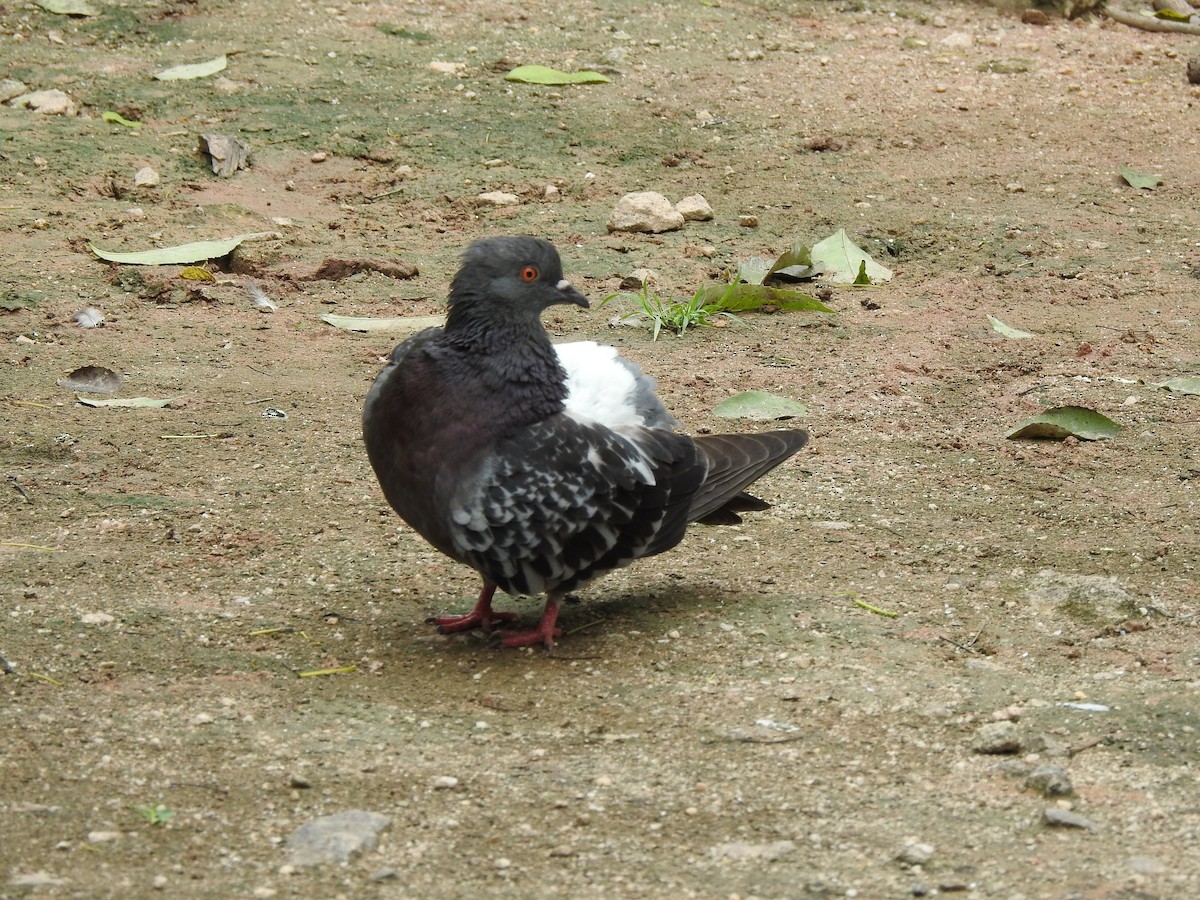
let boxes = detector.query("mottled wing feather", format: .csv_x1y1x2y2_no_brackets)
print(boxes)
448,415,705,596
687,430,809,523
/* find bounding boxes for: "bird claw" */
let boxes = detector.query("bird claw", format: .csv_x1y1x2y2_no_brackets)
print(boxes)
433,609,517,634
495,626,563,651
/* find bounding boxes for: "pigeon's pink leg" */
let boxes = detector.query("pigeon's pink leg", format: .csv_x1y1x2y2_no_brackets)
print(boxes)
434,582,517,634
497,595,563,650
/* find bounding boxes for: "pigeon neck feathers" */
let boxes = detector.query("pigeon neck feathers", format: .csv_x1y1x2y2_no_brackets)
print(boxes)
434,236,588,426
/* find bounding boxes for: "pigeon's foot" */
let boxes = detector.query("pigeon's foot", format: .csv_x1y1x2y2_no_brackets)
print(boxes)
496,595,562,650
433,582,516,634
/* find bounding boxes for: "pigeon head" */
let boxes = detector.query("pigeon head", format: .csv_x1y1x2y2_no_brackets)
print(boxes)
448,236,589,319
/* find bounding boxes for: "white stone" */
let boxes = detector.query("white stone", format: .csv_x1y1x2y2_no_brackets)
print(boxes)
675,194,713,221
134,167,160,187
607,191,684,234
9,89,77,117
476,191,519,207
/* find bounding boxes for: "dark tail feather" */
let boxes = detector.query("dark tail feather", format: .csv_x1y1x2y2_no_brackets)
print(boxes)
687,430,808,524
694,491,771,526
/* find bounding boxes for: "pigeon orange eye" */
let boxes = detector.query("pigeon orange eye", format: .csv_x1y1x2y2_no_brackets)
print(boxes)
519,266,539,282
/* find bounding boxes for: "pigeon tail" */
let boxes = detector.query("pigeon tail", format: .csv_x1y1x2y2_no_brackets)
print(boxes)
686,430,809,524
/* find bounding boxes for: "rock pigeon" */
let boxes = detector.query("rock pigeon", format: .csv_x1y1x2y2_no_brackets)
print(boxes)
363,236,808,649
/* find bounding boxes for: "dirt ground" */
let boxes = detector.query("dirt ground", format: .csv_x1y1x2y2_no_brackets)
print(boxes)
2,0,1199,896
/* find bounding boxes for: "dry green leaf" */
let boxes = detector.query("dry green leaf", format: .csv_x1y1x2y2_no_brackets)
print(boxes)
321,314,444,333
695,283,835,314
810,229,893,285
36,0,99,15
154,55,228,82
1118,164,1162,190
1153,376,1200,395
505,65,610,85
89,235,256,265
987,315,1035,339
1006,405,1121,441
77,396,175,408
713,391,808,420
101,111,141,128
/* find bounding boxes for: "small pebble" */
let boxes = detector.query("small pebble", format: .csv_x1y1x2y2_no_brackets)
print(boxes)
476,191,519,207
310,151,327,163
972,720,1020,755
432,775,459,790
1043,807,1099,830
1025,764,1073,797
737,214,759,228
896,841,935,866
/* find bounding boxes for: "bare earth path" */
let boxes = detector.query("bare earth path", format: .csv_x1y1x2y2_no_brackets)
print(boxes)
2,1,1198,897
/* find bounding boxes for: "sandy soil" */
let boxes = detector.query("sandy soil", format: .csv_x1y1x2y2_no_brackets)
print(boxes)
2,1,1199,897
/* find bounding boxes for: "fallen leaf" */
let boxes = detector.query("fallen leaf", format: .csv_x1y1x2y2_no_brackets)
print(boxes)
89,234,261,265
505,65,610,85
179,266,215,281
1118,164,1162,190
810,229,893,285
1006,405,1121,441
987,315,1035,339
1153,376,1200,395
101,111,141,128
713,391,808,420
695,283,834,313
58,365,121,394
35,0,99,15
154,55,228,82
321,314,444,333
77,396,175,408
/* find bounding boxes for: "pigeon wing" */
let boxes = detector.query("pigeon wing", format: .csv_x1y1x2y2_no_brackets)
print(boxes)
447,415,706,596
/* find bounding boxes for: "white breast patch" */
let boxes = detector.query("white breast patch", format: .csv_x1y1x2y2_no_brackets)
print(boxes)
555,341,644,428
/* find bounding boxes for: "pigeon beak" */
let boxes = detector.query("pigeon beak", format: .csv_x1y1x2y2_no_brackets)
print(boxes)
556,278,590,309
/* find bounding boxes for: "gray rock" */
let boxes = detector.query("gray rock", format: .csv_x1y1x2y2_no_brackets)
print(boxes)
675,194,714,221
9,871,67,888
709,839,796,862
285,810,390,866
1023,570,1140,625
1021,733,1070,758
1025,764,1073,797
1127,855,1165,875
607,191,685,233
972,720,1021,755
1042,808,1099,830
896,841,935,866
0,78,29,103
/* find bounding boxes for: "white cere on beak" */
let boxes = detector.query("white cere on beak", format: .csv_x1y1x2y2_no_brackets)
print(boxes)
557,278,572,291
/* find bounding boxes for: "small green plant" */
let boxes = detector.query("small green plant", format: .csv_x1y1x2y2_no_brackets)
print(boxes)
600,281,733,341
136,803,175,826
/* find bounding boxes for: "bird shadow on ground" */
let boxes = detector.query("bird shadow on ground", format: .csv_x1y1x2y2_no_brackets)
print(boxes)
406,580,764,656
